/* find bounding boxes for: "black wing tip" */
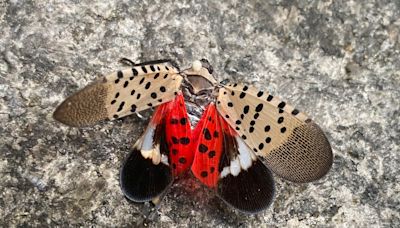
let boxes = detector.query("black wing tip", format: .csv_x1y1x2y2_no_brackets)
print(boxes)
120,148,173,202
217,160,275,214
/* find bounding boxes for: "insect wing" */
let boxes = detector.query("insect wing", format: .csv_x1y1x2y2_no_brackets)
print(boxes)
216,84,333,183
192,104,275,213
164,93,194,176
120,94,191,202
54,61,182,127
120,102,172,202
191,104,223,187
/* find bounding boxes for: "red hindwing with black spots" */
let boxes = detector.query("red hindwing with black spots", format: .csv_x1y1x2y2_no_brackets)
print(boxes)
164,94,193,176
191,104,223,187
191,103,276,213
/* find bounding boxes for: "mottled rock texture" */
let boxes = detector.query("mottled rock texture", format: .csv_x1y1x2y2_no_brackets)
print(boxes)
0,0,399,227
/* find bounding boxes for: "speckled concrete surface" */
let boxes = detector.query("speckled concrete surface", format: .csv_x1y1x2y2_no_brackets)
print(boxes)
0,0,399,227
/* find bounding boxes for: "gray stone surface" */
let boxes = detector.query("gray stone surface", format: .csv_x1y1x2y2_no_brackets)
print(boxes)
0,0,399,227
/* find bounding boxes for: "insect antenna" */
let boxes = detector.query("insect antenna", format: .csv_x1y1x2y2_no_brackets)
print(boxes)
118,58,179,69
119,57,136,66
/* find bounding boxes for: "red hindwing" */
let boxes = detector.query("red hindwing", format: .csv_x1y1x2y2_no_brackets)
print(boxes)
164,93,193,176
191,103,224,187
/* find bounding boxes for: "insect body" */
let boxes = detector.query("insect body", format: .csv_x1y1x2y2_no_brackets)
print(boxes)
54,59,332,213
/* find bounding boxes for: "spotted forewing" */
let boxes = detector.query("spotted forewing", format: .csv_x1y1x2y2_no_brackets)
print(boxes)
53,61,182,127
216,84,332,183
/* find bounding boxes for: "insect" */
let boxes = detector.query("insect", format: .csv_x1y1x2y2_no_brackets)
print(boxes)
54,59,333,213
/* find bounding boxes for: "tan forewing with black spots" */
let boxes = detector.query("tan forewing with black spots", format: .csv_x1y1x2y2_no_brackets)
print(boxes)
54,62,182,127
216,84,332,183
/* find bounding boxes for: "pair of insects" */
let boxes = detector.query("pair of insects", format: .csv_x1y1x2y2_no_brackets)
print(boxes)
54,59,332,213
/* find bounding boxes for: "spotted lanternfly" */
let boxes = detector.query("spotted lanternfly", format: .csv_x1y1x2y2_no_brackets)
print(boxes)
54,59,332,213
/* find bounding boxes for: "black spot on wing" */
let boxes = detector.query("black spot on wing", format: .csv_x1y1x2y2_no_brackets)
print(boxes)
208,150,216,158
132,68,138,76
117,71,123,78
254,113,259,119
131,104,136,112
145,82,151,89
243,105,249,114
180,137,190,145
139,77,145,85
172,136,179,144
180,118,187,125
117,102,125,112
179,157,186,164
199,144,208,153
255,104,263,112
258,143,264,150
210,167,215,173
203,128,212,140
213,131,219,138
